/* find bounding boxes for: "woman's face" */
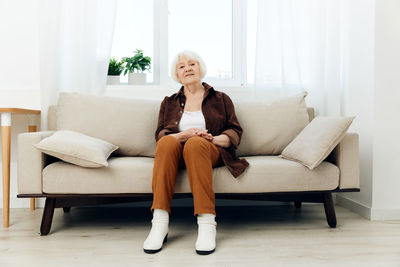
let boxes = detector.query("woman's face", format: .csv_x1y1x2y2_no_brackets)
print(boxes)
176,55,201,85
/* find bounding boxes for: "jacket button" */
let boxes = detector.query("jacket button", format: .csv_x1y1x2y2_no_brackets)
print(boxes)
175,121,178,125
179,110,183,114
181,103,184,107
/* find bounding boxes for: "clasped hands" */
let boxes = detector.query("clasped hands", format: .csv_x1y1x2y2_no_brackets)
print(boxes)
172,128,213,142
171,128,231,147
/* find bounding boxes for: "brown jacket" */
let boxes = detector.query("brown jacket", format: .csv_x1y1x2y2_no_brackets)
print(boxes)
155,82,249,178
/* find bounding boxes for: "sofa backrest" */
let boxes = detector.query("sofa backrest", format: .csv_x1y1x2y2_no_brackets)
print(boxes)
234,91,310,156
56,92,159,157
50,92,314,157
49,105,315,130
48,105,57,131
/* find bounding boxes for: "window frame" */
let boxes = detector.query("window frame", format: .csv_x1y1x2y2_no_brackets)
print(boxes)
113,0,251,87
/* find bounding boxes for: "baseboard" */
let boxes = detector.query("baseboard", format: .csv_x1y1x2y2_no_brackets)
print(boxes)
335,194,371,220
336,194,400,221
370,207,400,221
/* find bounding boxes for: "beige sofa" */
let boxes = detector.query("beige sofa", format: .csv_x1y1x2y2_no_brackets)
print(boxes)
17,92,360,235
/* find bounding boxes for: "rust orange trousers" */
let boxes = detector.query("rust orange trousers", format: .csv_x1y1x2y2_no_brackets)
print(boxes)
150,135,221,216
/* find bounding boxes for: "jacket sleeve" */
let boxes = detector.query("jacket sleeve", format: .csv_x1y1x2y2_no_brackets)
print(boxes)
155,96,173,142
221,93,243,149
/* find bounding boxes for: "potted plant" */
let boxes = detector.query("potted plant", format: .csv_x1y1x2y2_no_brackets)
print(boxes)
107,57,124,85
122,49,151,85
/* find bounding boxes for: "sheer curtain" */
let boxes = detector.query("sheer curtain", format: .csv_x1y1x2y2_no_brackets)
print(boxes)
254,0,346,116
38,0,117,129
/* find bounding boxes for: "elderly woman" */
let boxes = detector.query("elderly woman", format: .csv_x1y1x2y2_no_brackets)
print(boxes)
143,50,249,255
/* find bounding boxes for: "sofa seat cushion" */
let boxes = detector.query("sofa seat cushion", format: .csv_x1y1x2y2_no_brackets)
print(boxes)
42,156,339,194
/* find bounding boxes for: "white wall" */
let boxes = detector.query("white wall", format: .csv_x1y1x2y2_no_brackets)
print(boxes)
335,0,375,218
0,0,43,210
337,0,400,220
371,0,400,220
0,0,41,108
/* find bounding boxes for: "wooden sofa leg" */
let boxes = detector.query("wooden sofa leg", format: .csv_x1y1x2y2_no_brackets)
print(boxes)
294,201,302,208
323,193,337,228
63,207,71,213
40,198,56,236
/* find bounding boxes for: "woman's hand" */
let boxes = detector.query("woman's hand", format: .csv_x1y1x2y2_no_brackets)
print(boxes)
196,132,231,148
211,134,231,148
170,128,209,143
195,130,214,142
171,129,231,148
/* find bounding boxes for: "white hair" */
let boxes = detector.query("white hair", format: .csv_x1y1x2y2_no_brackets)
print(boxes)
170,50,207,83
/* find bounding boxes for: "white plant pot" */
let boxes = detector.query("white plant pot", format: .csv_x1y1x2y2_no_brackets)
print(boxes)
128,73,147,85
107,75,120,85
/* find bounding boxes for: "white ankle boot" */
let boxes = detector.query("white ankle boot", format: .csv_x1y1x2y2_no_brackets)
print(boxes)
143,209,169,253
195,213,217,255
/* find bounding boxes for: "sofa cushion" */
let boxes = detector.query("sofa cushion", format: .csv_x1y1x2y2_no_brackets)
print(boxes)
42,156,339,194
56,92,159,157
280,116,355,169
34,130,118,168
235,91,309,156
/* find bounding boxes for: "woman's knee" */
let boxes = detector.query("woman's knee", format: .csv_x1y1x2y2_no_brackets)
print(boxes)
156,135,181,153
183,136,209,156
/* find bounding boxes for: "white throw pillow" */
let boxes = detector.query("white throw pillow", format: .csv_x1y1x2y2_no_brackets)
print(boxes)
280,116,355,169
34,130,119,168
235,91,310,156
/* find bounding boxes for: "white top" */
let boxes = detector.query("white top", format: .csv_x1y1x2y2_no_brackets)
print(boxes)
178,110,206,132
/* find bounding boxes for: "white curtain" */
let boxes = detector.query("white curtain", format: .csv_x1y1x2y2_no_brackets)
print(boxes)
38,0,117,129
255,0,346,116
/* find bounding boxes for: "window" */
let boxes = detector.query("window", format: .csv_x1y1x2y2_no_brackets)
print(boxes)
111,0,154,83
168,0,232,79
110,0,258,86
247,0,257,84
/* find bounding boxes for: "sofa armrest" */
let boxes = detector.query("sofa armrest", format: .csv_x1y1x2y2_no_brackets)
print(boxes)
327,133,360,189
17,131,56,194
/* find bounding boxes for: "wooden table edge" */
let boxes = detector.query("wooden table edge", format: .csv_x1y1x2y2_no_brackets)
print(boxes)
0,108,40,115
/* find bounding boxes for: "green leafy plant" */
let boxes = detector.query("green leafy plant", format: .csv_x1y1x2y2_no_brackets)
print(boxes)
122,49,151,75
108,57,124,76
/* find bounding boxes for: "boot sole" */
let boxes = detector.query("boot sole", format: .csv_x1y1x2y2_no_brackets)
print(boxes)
143,234,168,254
196,248,215,255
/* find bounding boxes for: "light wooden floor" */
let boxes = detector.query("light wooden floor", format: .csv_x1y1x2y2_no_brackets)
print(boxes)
1,204,400,267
